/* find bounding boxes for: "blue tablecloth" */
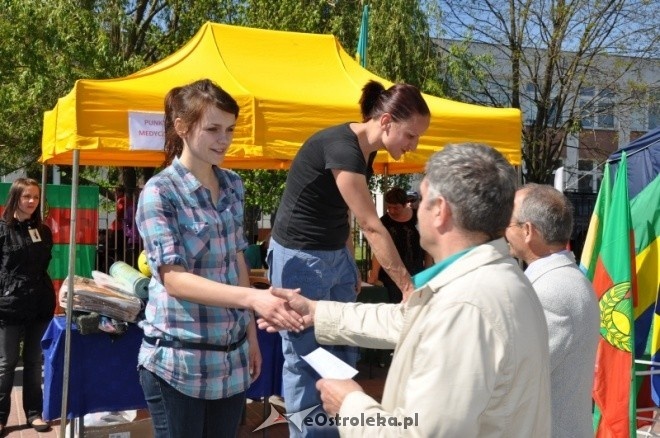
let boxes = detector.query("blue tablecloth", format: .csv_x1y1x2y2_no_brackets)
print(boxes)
41,316,284,419
41,316,147,420
246,330,284,399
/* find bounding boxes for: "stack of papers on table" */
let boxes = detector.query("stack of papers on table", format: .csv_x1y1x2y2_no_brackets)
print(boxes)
59,275,143,322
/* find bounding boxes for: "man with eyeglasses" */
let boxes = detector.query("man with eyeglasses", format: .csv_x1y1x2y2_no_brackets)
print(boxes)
505,183,599,438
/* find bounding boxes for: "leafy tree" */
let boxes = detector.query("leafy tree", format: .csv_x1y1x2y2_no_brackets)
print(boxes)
366,0,442,94
0,1,101,176
236,169,287,242
240,0,361,42
440,0,660,183
0,0,239,180
83,0,241,189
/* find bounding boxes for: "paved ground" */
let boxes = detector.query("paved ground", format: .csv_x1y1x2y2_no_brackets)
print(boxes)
4,359,388,437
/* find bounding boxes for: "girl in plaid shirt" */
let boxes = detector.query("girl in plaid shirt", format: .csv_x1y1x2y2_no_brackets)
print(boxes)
136,79,303,438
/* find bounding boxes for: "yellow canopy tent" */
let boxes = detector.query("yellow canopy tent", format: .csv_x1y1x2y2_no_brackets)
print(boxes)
41,24,522,430
41,22,521,173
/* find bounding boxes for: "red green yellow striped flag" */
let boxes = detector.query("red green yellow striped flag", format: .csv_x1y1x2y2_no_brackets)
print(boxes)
580,162,612,281
584,152,637,437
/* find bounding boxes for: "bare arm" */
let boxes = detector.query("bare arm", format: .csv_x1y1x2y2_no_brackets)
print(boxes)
333,169,413,298
159,263,304,331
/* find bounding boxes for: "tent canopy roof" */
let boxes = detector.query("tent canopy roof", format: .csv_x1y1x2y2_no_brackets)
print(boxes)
609,127,660,199
41,22,521,173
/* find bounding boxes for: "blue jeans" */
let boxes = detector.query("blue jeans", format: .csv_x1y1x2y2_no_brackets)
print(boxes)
139,367,246,438
268,239,359,438
0,321,48,425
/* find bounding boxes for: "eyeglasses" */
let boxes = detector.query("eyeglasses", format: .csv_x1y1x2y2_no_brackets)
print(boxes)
506,222,524,228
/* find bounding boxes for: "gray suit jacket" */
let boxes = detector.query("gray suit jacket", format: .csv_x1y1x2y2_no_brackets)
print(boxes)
526,251,600,438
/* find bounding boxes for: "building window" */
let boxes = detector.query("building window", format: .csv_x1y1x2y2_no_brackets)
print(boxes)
579,87,616,130
577,159,602,193
598,102,614,128
596,88,615,129
579,87,595,129
630,89,647,131
580,86,595,96
580,104,594,128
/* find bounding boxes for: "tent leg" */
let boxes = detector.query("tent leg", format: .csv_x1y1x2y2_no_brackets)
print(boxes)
59,149,80,438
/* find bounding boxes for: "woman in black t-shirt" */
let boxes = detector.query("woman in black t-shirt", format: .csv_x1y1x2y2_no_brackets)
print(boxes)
268,80,431,437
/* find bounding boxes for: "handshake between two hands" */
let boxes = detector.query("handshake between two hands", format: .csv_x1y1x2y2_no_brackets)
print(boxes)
254,287,315,333
254,287,365,417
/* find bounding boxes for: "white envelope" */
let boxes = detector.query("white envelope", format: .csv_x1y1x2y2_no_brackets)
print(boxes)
302,347,359,379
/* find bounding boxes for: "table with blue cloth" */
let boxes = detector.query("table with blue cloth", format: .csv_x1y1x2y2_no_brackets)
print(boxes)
41,315,284,421
246,329,284,400
40,316,147,420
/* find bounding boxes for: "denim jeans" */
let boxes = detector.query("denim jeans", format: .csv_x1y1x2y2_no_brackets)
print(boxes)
139,367,246,438
268,239,359,438
0,321,48,425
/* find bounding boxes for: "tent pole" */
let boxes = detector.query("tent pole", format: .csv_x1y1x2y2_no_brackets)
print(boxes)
59,149,80,437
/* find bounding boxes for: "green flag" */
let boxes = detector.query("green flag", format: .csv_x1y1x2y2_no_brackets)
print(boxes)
589,152,636,437
356,5,369,67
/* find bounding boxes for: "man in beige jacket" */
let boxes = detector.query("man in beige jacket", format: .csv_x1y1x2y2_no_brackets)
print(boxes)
260,144,551,437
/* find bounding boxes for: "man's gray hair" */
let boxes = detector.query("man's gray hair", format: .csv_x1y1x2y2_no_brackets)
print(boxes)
517,183,574,245
424,144,517,239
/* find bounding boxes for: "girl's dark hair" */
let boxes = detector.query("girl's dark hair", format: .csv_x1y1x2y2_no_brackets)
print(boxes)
162,79,240,167
2,178,43,226
359,80,430,123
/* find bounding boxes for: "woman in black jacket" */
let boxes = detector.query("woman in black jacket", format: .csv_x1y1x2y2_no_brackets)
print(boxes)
0,178,55,433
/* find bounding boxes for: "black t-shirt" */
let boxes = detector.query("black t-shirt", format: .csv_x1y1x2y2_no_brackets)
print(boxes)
273,123,375,250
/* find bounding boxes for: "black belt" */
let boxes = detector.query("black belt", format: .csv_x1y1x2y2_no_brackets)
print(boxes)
143,334,247,352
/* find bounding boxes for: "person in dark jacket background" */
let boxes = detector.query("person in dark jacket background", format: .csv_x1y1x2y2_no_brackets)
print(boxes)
0,178,55,434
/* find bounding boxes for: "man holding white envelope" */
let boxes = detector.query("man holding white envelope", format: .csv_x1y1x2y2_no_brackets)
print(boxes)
260,144,551,437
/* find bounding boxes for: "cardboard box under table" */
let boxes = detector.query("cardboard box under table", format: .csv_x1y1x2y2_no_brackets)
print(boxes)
82,419,153,438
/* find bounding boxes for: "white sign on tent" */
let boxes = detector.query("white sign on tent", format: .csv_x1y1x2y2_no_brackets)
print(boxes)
128,111,165,151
